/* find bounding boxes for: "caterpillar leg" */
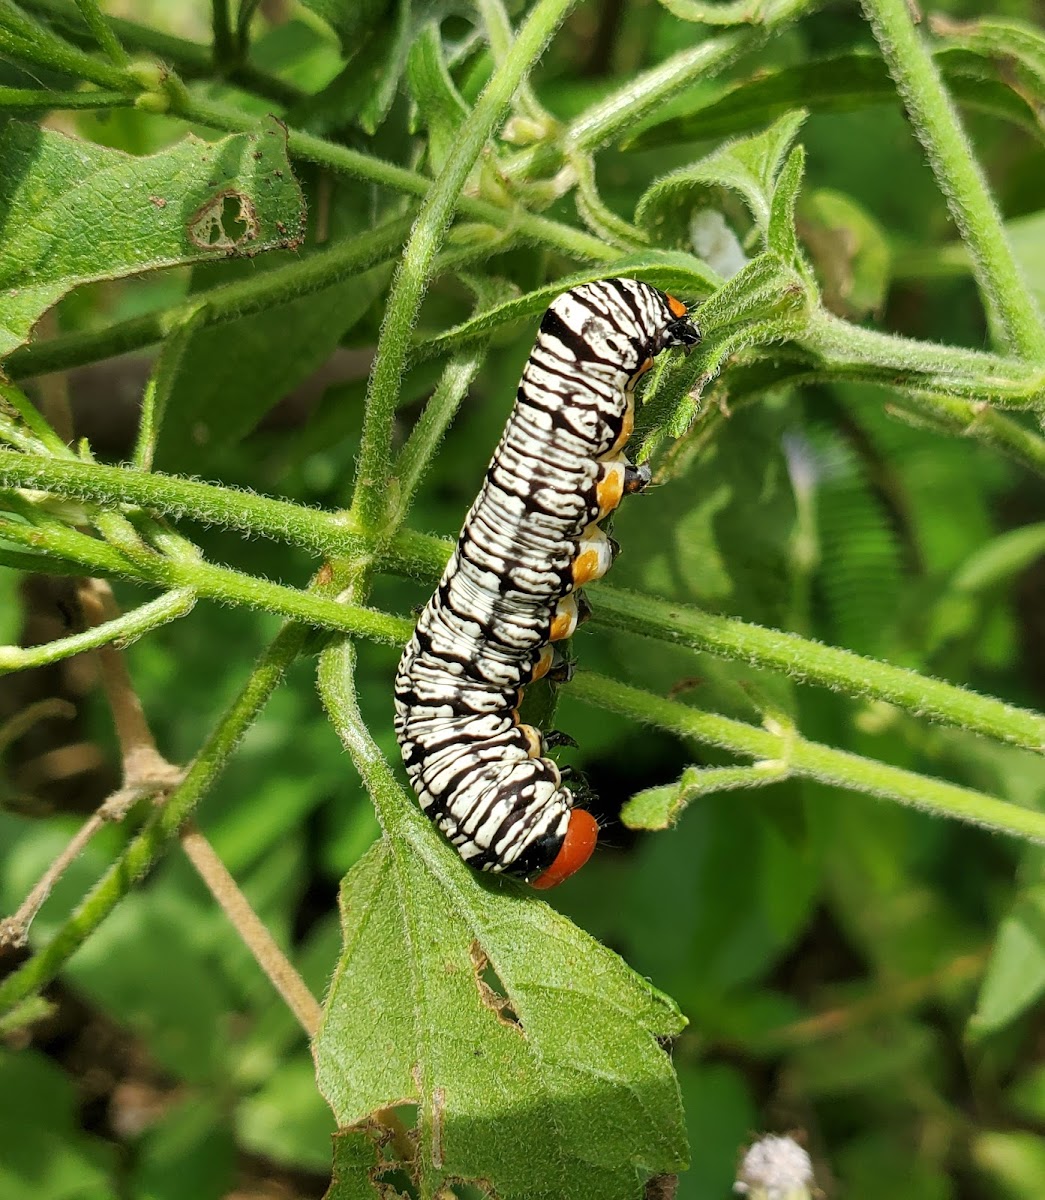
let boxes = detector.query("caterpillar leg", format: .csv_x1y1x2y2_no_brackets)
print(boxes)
571,525,614,588
531,644,574,683
595,456,650,520
624,461,652,494
549,593,579,641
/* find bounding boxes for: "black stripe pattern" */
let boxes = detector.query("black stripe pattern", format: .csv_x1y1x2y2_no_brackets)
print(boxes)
394,279,700,884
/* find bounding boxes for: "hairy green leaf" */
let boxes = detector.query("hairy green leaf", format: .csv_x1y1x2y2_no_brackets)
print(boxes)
635,110,808,248
316,643,687,1200
406,19,470,174
0,117,305,358
414,251,720,362
628,51,1045,149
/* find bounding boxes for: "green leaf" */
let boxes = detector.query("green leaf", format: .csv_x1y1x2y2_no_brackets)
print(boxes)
154,255,389,471
766,144,804,263
239,1059,336,1172
295,0,417,135
628,52,1044,149
635,110,808,248
798,188,891,319
973,1131,1045,1200
130,1099,237,1200
316,644,687,1200
632,252,809,461
677,1064,757,1200
317,836,687,1198
415,251,720,362
970,882,1045,1037
948,523,1045,594
657,0,805,27
932,15,1045,112
297,0,393,52
0,1048,115,1200
0,117,305,358
406,19,470,175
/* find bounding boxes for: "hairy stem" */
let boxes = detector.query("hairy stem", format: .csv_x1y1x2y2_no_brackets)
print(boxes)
859,0,1045,359
572,673,1045,843
0,587,195,674
5,453,1042,754
350,0,577,531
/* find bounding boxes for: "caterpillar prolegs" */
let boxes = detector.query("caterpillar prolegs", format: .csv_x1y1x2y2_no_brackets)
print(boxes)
393,278,700,887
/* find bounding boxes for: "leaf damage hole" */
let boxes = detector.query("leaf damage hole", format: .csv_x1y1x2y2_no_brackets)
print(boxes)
469,941,523,1032
187,189,259,250
345,1103,420,1198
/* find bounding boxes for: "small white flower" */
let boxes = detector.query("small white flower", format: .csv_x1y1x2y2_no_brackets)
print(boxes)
734,1134,814,1200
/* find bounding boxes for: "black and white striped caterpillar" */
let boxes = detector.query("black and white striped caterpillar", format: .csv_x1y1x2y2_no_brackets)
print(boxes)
394,278,699,887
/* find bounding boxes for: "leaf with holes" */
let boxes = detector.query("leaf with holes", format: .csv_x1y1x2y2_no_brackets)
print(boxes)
315,645,688,1200
0,117,305,358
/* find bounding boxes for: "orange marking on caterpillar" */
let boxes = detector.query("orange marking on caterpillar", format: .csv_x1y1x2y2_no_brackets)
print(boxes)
549,595,578,642
596,465,625,518
571,547,604,587
531,808,599,889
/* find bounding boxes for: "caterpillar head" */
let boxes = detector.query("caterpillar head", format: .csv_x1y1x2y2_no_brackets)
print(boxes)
657,290,701,352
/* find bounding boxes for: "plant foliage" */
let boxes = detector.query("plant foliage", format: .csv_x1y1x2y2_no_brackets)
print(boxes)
0,0,1044,1197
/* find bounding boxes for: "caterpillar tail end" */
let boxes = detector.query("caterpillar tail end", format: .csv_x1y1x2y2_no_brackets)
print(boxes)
530,808,599,890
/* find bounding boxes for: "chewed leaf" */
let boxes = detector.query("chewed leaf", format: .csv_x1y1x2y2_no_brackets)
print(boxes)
316,833,688,1199
0,117,305,357
316,645,688,1200
635,110,808,249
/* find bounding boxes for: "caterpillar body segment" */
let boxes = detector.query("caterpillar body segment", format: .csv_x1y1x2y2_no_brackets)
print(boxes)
393,278,700,885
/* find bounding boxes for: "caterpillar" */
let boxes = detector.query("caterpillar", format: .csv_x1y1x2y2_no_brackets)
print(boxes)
394,278,699,888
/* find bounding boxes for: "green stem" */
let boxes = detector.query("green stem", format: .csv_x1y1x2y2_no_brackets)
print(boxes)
0,0,132,90
350,0,577,532
0,508,413,644
476,0,548,123
389,351,485,532
5,452,1042,754
21,0,302,106
0,620,310,1016
568,34,746,152
572,672,1045,843
72,0,127,65
0,84,132,109
0,588,195,674
5,216,413,381
499,33,749,183
859,0,1045,360
0,452,369,560
211,0,234,69
589,585,1045,755
803,311,1045,408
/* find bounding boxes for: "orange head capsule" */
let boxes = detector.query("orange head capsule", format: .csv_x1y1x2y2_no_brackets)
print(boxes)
530,808,599,889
